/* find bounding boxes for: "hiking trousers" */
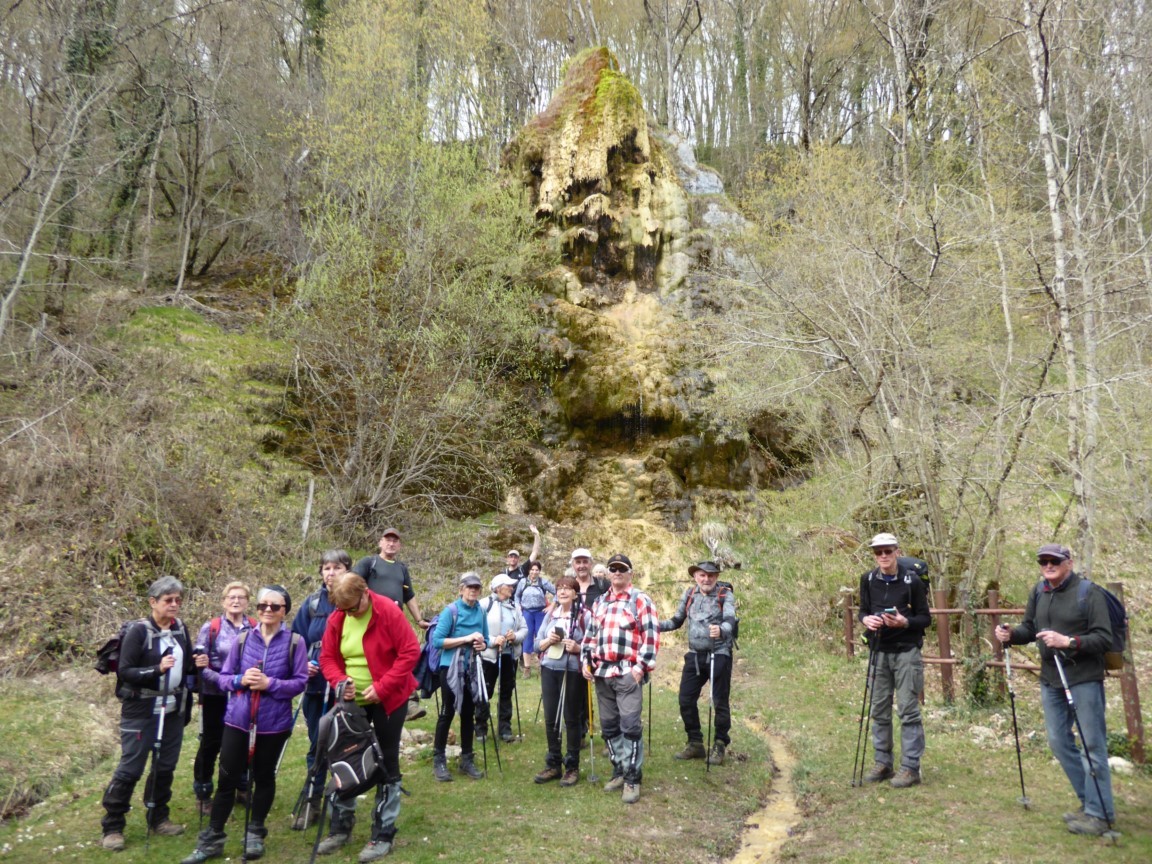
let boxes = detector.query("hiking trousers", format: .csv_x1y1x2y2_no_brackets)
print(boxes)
478,655,517,738
678,651,732,746
101,708,184,834
595,674,645,783
540,666,584,770
434,667,477,754
192,694,227,795
207,728,290,832
869,647,924,771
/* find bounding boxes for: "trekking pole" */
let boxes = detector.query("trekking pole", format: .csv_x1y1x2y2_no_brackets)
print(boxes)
276,696,305,777
475,653,501,775
587,679,598,782
850,639,878,787
241,664,264,864
145,647,173,854
197,703,206,833
647,679,652,752
508,653,523,740
705,653,715,775
555,667,568,733
1003,646,1030,808
535,690,543,723
1052,652,1117,839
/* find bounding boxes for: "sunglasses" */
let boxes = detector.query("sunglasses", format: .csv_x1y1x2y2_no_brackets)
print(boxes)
872,547,896,556
1037,558,1064,567
608,565,631,573
256,602,285,613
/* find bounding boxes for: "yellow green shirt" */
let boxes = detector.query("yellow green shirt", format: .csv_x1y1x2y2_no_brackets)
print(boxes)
339,606,373,704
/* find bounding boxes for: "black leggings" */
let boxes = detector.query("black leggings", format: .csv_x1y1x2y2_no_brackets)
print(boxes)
209,727,290,833
434,667,476,754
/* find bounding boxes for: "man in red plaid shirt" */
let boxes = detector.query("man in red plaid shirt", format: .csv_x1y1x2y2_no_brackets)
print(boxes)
581,553,660,804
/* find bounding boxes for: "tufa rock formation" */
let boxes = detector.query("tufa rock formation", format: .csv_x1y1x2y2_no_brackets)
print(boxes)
503,47,806,529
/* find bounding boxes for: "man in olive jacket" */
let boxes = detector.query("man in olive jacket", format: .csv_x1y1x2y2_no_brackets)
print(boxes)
996,543,1116,836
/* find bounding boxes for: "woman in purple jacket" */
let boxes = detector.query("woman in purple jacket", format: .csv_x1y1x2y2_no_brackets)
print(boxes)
180,585,308,863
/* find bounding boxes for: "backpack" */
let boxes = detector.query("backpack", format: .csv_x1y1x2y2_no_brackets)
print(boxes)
95,617,186,676
685,581,740,649
1077,579,1129,671
314,682,386,801
207,615,257,657
413,604,459,699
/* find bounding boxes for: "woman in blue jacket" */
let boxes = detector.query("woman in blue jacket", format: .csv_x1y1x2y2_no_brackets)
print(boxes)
431,572,489,781
289,549,348,829
181,585,308,863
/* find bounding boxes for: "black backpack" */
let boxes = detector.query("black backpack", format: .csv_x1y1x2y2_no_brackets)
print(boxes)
95,618,186,676
315,682,385,801
1077,579,1129,670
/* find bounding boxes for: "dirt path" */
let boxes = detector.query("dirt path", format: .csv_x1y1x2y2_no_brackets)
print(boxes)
728,725,800,864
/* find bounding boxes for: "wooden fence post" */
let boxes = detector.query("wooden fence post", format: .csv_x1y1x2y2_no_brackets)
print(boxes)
845,600,856,658
933,588,954,703
1108,582,1145,764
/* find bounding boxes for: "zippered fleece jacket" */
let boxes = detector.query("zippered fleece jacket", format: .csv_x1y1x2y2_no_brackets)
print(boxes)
209,625,308,735
857,563,931,651
321,590,421,715
1006,571,1113,688
658,585,737,656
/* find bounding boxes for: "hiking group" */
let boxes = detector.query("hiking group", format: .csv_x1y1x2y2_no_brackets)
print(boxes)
96,523,1121,860
855,532,1122,839
97,524,739,862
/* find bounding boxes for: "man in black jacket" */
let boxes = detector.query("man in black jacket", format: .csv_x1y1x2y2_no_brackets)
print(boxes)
996,543,1116,836
857,532,931,788
100,576,195,851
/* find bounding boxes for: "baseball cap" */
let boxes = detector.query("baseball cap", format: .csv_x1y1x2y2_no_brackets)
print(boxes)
459,572,482,588
381,527,401,539
606,553,632,570
869,532,899,548
490,574,518,590
688,561,721,577
1036,543,1072,562
570,548,593,560
506,549,520,558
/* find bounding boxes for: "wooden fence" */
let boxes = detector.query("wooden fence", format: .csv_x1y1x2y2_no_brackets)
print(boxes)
843,581,1145,764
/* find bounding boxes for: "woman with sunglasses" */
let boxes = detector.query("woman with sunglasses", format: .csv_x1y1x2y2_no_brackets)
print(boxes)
315,572,420,862
190,581,256,816
182,586,308,863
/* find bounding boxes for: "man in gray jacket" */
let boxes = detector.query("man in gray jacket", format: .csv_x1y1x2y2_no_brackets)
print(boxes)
659,561,737,766
996,543,1116,836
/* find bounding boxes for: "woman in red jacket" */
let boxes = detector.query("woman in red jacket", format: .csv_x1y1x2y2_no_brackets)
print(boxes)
317,573,420,863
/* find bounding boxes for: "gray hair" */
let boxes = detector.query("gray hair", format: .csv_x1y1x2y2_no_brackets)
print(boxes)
319,549,352,574
148,576,184,599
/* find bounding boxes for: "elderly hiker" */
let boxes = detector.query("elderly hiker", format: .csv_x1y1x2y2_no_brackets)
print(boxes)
478,573,527,744
581,553,660,804
660,561,738,766
100,576,195,852
180,585,307,862
857,532,931,788
995,543,1117,836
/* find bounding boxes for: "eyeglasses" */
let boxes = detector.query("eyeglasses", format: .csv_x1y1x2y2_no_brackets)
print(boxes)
225,595,248,602
872,548,896,556
463,584,482,589
156,596,183,604
1037,558,1064,567
256,602,285,613
608,565,631,573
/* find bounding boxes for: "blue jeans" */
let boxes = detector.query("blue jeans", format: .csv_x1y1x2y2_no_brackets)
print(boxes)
1040,679,1114,821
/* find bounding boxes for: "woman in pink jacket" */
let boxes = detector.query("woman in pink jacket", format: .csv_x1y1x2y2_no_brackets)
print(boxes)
316,573,420,863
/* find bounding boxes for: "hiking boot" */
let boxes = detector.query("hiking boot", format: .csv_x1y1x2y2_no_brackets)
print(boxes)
1067,814,1111,836
475,728,486,743
1062,809,1086,824
622,783,640,804
603,774,625,792
316,832,351,855
101,833,125,852
292,798,321,830
534,766,562,784
359,839,393,862
153,820,186,836
501,732,516,743
405,698,426,721
179,828,226,864
433,751,453,782
890,768,921,788
674,741,707,760
862,763,894,783
559,769,580,787
244,831,265,860
459,753,484,780
707,742,727,766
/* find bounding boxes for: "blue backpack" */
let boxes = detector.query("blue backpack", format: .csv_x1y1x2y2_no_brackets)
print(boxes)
1077,580,1129,670
413,604,458,698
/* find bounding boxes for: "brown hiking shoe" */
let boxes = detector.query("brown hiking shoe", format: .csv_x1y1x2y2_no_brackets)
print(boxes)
674,741,707,760
153,820,186,836
1067,814,1110,836
534,766,562,784
559,769,580,787
862,763,893,783
622,783,640,804
706,742,726,766
101,833,125,852
603,774,625,792
890,768,921,788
